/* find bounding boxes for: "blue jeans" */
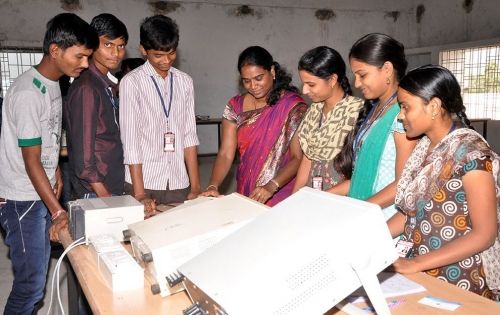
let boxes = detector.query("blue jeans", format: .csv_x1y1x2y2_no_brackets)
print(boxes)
0,200,51,315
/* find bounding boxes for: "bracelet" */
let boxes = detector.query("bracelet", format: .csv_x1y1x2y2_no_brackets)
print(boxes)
270,179,280,190
206,184,218,191
134,192,147,200
51,209,66,221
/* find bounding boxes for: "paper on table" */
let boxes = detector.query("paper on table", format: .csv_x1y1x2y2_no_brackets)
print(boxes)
418,296,461,311
349,272,426,304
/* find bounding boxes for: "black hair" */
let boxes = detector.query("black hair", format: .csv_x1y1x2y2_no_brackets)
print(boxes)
140,15,179,52
400,65,472,128
335,33,408,179
121,58,146,72
349,33,408,82
90,13,129,43
237,46,298,106
43,13,98,55
116,57,146,80
298,46,352,95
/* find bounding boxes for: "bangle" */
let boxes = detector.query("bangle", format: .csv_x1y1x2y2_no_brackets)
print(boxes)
134,192,147,200
270,179,280,190
51,209,66,221
206,184,218,192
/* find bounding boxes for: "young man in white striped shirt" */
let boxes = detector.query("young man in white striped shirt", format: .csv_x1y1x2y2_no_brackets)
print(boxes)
119,15,200,211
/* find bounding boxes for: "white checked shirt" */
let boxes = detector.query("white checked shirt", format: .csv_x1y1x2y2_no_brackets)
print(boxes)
119,61,199,190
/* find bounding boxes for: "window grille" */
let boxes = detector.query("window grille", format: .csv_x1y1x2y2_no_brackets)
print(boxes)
440,44,500,119
0,47,43,97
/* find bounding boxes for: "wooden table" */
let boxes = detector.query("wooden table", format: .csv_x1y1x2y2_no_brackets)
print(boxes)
60,229,190,314
61,229,500,315
328,273,500,315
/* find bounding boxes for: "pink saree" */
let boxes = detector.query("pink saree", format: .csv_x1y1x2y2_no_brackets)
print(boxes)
223,91,307,206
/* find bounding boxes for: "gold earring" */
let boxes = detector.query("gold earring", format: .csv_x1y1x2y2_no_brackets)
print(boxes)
432,112,436,120
386,77,390,85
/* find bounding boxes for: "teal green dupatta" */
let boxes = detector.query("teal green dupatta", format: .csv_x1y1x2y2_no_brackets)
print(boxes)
348,104,400,200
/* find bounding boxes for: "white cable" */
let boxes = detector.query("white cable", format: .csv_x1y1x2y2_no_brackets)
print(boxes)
51,238,85,315
47,238,82,315
56,240,81,315
47,237,85,315
56,251,63,314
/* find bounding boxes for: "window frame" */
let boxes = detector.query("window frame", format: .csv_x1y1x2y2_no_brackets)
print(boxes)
0,45,44,97
406,37,500,120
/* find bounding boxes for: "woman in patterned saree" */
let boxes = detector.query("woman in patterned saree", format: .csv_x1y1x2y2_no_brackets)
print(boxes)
389,65,500,300
327,33,417,220
292,46,364,192
201,46,307,206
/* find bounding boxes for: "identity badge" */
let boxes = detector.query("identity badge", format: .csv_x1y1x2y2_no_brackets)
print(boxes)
164,132,175,152
312,176,323,190
395,239,414,258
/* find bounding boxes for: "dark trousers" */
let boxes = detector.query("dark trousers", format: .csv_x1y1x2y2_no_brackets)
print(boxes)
124,182,189,205
0,200,51,315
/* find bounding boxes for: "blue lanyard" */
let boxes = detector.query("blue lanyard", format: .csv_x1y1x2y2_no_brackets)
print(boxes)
150,73,174,120
104,86,119,128
448,122,456,134
104,87,118,109
353,92,398,156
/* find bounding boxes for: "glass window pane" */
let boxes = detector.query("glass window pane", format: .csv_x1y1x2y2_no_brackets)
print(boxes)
440,45,500,119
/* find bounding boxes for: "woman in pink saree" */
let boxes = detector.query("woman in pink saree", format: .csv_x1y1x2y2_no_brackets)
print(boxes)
201,46,307,206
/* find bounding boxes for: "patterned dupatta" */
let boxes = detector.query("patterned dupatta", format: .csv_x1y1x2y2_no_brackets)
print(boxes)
395,128,500,291
298,96,363,161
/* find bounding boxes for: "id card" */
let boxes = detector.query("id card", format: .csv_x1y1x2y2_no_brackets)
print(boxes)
312,176,323,190
164,132,175,152
395,239,414,258
418,296,461,311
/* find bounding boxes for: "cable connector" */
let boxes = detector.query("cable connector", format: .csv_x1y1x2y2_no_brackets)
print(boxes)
166,271,184,288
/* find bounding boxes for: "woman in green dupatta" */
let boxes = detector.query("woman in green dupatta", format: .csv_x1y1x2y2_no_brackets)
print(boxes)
327,33,417,220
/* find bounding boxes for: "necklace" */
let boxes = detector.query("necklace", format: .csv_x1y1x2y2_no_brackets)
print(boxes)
251,96,266,111
253,97,258,110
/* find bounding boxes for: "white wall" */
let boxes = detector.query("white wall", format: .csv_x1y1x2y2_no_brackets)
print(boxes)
407,0,500,48
0,0,499,116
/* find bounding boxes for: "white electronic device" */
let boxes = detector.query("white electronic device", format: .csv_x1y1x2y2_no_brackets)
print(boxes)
126,193,268,296
88,234,144,292
178,187,398,315
68,195,144,242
